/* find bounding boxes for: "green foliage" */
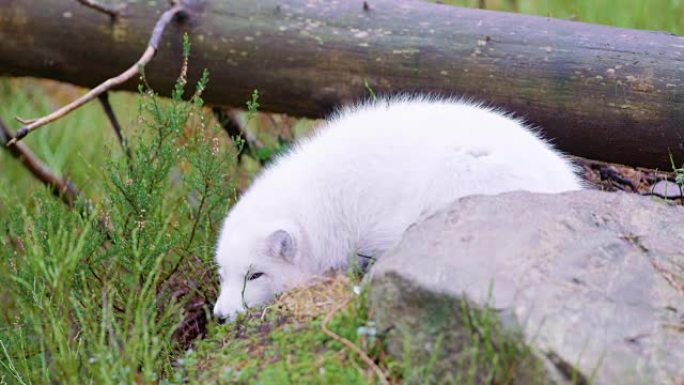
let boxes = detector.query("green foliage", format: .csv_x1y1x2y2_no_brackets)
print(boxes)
382,281,549,385
675,169,684,189
364,79,378,102
440,0,684,34
245,89,260,123
454,299,547,385
0,78,127,202
240,89,291,164
670,154,684,189
168,277,550,385
254,137,291,164
0,36,239,384
169,283,381,385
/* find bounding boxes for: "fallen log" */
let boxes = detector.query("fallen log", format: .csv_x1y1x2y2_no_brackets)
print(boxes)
0,0,682,169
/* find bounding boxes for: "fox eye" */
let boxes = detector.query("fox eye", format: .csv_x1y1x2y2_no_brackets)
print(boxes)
248,272,264,281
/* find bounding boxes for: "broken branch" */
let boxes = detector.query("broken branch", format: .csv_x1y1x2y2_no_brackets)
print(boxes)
98,92,132,160
0,117,79,206
211,107,264,159
7,2,185,145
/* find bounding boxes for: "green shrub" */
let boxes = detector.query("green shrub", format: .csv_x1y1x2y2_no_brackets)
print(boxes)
0,35,239,384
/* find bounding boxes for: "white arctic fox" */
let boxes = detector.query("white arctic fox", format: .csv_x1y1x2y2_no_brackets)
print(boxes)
213,96,583,320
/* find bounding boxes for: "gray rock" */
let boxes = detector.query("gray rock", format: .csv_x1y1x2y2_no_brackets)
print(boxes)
370,190,684,385
650,180,683,199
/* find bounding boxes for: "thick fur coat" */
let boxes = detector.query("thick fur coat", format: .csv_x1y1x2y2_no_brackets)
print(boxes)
213,96,583,319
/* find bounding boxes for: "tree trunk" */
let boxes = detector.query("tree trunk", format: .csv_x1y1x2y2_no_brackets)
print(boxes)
1,0,682,169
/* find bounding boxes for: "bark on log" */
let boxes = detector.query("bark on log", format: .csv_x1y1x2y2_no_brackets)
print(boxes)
1,0,683,169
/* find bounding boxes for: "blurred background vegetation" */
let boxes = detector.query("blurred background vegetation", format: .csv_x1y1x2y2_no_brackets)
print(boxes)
444,0,684,33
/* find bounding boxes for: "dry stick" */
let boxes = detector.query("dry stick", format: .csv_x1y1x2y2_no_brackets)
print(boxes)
76,0,124,19
1,120,113,243
0,117,79,206
320,298,390,385
211,107,258,158
215,107,265,150
98,92,132,160
7,2,186,145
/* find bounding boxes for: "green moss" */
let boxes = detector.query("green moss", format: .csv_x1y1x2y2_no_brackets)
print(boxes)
370,273,554,385
169,288,382,385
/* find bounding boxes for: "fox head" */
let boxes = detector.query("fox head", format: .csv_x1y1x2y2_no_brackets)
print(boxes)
213,216,315,321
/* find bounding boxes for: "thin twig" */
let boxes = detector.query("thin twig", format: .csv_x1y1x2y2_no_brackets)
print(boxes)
320,298,390,385
76,0,124,19
211,107,264,157
164,181,210,283
1,117,116,242
186,181,209,250
7,2,186,145
0,116,79,206
98,92,132,160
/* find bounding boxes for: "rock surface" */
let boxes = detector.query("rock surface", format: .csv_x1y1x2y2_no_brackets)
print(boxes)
370,190,684,385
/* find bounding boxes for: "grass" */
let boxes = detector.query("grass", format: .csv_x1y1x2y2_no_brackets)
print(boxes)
441,0,684,34
1,2,683,384
170,275,381,385
0,78,129,202
0,38,240,384
168,274,547,385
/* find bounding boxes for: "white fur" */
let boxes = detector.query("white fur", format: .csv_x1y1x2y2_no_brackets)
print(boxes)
213,95,583,320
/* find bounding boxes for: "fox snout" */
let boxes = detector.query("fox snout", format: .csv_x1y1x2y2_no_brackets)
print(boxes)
213,292,244,323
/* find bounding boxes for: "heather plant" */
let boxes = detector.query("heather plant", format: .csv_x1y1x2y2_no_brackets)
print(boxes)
0,35,239,384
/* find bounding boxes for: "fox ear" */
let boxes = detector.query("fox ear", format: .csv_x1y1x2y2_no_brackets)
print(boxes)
267,230,296,262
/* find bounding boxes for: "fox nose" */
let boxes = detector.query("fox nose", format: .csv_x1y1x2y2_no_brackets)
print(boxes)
213,301,239,324
213,303,228,323
214,310,231,325
214,310,236,325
